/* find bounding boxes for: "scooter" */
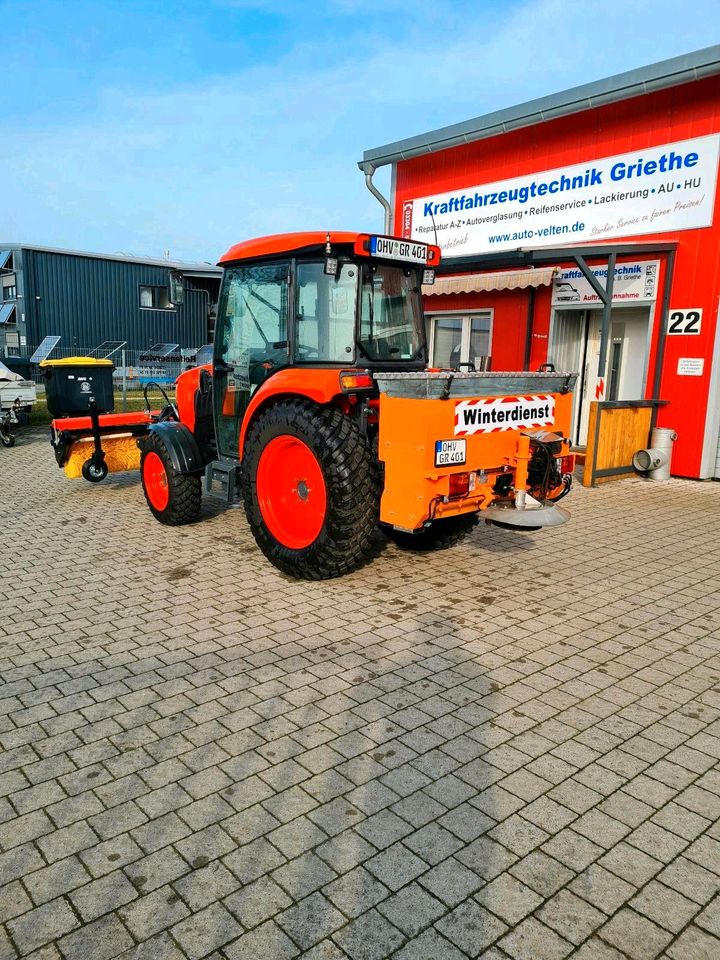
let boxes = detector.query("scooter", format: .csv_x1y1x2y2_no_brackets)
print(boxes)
1,360,36,447
0,398,23,447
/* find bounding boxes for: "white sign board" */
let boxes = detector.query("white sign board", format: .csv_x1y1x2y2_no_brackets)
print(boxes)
403,133,720,257
667,309,702,335
552,260,659,306
677,358,704,376
454,395,555,435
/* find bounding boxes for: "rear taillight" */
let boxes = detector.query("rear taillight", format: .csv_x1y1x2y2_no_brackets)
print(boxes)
449,473,470,497
339,371,373,391
560,455,575,474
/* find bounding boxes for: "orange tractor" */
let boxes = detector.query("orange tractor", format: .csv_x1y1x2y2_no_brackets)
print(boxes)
138,232,577,579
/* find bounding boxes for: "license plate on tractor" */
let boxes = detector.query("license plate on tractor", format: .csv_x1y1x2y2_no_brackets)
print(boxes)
435,439,466,467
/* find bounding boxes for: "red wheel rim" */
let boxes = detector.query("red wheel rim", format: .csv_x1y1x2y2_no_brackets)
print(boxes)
144,451,170,511
256,435,327,549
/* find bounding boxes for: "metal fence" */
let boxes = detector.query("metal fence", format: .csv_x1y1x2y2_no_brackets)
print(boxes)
2,343,207,409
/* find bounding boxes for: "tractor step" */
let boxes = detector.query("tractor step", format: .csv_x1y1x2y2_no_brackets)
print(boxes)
205,460,240,503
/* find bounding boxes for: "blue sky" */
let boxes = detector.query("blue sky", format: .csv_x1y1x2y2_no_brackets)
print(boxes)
3,0,717,262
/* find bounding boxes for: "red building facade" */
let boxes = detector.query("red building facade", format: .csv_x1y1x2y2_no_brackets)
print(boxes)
362,48,720,479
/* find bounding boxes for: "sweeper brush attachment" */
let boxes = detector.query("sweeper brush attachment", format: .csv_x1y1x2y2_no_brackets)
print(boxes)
50,410,156,482
61,435,141,478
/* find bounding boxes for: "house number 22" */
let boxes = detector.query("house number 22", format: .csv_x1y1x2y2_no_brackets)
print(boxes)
668,309,702,335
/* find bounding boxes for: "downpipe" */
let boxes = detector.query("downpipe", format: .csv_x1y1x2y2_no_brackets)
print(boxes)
362,162,392,234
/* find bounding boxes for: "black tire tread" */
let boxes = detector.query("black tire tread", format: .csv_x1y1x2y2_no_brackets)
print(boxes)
385,513,478,552
82,459,108,483
141,432,201,526
240,400,380,580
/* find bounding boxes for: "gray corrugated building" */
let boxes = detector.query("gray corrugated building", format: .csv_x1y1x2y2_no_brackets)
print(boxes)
0,244,222,355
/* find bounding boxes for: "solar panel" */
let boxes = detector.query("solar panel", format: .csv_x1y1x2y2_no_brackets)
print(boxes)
89,340,127,359
150,343,180,357
0,303,16,324
195,344,213,366
29,335,61,363
0,250,12,270
138,343,180,362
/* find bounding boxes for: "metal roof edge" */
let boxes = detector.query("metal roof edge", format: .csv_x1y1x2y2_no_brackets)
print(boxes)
0,243,222,274
360,45,720,170
435,240,679,273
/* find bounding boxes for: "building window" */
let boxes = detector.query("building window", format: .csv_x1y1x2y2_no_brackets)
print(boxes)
139,285,173,309
2,284,16,300
428,311,493,369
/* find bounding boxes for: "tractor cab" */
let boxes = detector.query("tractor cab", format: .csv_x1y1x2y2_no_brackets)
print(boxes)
212,232,440,458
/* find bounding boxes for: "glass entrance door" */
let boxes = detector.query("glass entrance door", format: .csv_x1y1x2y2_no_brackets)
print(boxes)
550,307,650,446
549,310,590,446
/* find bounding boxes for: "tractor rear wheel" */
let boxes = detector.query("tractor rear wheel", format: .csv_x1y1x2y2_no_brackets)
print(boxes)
384,513,478,551
140,433,201,525
240,401,379,579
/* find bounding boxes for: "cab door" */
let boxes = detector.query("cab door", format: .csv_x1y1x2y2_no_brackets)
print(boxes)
213,262,290,459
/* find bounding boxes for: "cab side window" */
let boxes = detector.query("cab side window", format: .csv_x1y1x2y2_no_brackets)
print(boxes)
295,262,357,362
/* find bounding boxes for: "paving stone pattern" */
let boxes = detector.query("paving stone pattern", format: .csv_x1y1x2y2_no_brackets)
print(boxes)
1,430,720,959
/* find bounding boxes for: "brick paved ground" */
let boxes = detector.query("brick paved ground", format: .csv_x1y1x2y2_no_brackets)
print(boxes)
2,429,720,960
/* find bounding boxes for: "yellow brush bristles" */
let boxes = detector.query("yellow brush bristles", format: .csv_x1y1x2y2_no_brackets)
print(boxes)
63,436,141,478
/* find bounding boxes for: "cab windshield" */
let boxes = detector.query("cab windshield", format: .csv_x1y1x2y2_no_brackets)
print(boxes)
293,260,426,365
358,264,425,363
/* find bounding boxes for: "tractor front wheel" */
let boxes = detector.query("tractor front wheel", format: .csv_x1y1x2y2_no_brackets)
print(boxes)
384,513,478,552
240,401,379,579
140,433,201,525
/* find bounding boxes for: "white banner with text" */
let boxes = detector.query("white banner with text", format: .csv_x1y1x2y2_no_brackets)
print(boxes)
403,134,719,258
454,395,555,435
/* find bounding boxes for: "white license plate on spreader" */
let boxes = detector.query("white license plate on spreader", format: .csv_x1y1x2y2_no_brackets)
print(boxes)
435,439,466,467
